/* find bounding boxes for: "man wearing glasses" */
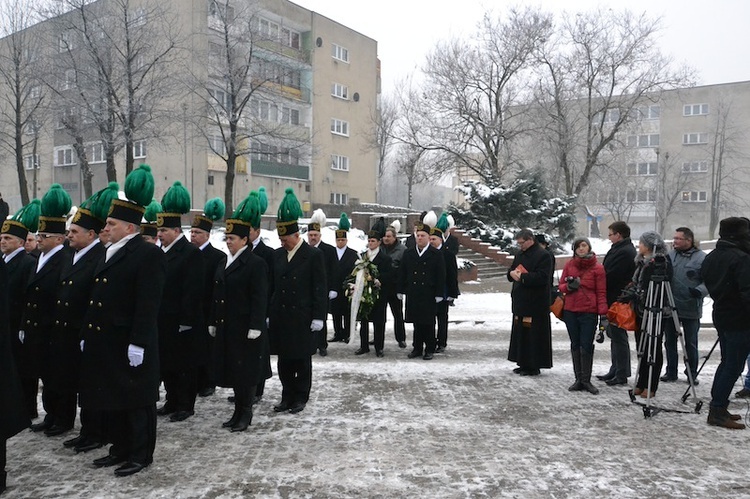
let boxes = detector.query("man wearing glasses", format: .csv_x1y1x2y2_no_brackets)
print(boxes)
596,221,636,386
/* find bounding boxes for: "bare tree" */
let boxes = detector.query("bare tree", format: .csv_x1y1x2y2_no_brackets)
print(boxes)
398,8,552,183
0,0,45,205
370,93,397,180
654,150,692,234
185,0,309,215
534,8,694,196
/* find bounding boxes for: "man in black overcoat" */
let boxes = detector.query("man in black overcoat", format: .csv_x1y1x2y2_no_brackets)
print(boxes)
329,227,358,343
79,195,166,477
48,209,107,448
507,229,553,375
1,219,36,419
249,223,275,403
596,221,637,385
382,225,407,348
355,221,393,357
21,214,69,434
430,228,459,353
156,214,205,422
190,216,226,398
398,220,446,360
269,204,327,414
0,259,31,494
306,210,336,357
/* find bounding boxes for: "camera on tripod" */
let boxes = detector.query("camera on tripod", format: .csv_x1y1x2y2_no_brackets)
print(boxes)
649,254,669,282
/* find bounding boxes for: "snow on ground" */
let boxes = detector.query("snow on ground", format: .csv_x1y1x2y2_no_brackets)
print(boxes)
5,289,746,498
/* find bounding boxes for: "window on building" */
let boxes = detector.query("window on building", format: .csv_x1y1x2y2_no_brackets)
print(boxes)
208,88,230,113
24,154,39,170
626,189,656,203
88,142,105,163
259,17,279,40
330,192,348,205
207,174,214,185
208,0,234,20
331,118,349,136
29,85,41,99
604,109,620,123
682,191,707,203
54,146,76,167
331,83,348,100
58,31,75,52
208,42,224,68
332,43,349,63
683,103,709,116
132,7,147,27
626,162,657,176
331,154,349,171
682,160,708,173
133,140,147,158
280,106,300,125
626,134,659,148
63,69,76,90
682,132,708,145
641,105,660,120
281,27,300,49
210,134,226,156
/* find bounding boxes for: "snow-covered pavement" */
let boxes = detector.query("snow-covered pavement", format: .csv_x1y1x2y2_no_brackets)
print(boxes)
5,289,747,498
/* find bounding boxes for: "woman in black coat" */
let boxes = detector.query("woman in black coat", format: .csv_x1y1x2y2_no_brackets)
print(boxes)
0,259,31,493
211,222,268,432
355,231,392,357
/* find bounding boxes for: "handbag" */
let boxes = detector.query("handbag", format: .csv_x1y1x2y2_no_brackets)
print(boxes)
607,301,637,331
550,295,564,319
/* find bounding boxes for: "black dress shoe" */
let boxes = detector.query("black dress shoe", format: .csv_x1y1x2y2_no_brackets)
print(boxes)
156,404,176,416
169,410,194,422
318,348,328,357
376,350,384,358
605,377,628,386
660,374,677,382
273,401,292,412
45,425,73,437
596,372,615,381
75,440,104,453
422,353,434,360
354,347,370,355
435,346,445,354
344,337,350,344
63,434,86,448
398,341,407,349
519,368,540,376
93,454,126,468
198,387,215,397
329,337,344,342
407,350,422,359
513,367,523,374
288,402,306,414
30,420,53,432
114,462,147,477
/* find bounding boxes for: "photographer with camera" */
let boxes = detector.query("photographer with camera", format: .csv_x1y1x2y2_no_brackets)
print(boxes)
660,227,707,385
558,238,608,394
631,231,672,399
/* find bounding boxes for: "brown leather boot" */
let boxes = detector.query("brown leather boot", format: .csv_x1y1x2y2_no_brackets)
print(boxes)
707,406,746,429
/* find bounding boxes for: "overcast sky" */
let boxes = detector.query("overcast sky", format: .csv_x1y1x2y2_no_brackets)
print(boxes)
293,0,750,94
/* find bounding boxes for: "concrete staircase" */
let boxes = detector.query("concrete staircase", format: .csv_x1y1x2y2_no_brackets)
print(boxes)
457,246,507,280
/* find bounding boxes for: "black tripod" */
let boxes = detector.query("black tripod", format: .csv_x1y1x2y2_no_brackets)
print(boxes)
629,259,702,418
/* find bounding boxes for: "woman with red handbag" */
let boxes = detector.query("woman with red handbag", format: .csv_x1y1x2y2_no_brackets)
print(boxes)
558,237,608,394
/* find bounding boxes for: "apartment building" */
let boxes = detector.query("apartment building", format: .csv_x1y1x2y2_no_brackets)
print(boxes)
0,0,380,214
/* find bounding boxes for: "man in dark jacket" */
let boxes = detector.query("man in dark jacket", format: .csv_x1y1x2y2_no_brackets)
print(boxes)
399,220,445,360
702,217,750,430
329,226,358,343
79,166,167,476
430,225,459,353
507,229,553,375
382,225,407,348
269,190,327,414
249,222,274,403
307,209,336,357
596,221,637,386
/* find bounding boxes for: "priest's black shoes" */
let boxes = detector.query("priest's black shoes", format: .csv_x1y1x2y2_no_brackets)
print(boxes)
30,420,53,432
354,347,369,355
93,454,126,468
114,462,147,477
288,402,306,414
75,439,104,453
407,350,422,359
169,410,194,422
45,425,73,437
273,401,292,412
63,434,86,448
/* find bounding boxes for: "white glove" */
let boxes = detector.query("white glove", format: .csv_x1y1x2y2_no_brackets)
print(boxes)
435,297,444,303
80,340,84,352
374,279,381,288
19,330,25,343
266,317,270,327
328,290,338,300
127,344,144,367
208,326,217,337
178,325,192,332
247,329,261,340
396,293,404,300
310,319,324,332
447,297,455,302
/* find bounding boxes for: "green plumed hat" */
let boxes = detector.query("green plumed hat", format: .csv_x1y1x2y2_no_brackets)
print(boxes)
39,184,72,234
368,216,386,240
73,182,119,233
335,212,350,239
140,199,161,238
275,187,303,236
110,164,154,224
1,199,40,240
226,191,260,238
258,186,268,215
158,181,191,228
192,197,225,232
431,212,450,238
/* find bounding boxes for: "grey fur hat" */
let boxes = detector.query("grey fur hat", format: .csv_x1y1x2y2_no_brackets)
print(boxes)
639,231,666,254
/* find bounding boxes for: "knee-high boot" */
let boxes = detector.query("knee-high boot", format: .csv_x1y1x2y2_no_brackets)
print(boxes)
568,349,583,391
580,349,599,395
231,385,255,433
222,393,242,428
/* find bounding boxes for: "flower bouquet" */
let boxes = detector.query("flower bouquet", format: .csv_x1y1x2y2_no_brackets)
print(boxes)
345,255,380,323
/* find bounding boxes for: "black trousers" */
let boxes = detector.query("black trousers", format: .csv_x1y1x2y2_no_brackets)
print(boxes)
277,356,312,405
412,322,436,354
386,292,406,343
162,369,197,412
80,407,106,443
360,319,386,352
316,323,328,352
107,404,157,465
45,388,77,428
19,377,38,419
436,301,449,348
